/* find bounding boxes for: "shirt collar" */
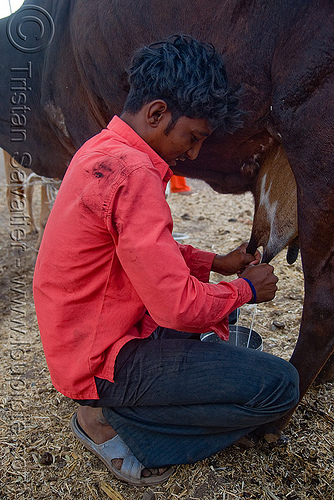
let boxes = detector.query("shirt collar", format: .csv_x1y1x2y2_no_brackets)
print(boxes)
107,115,172,181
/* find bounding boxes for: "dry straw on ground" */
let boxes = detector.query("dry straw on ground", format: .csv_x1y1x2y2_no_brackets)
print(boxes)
0,177,333,500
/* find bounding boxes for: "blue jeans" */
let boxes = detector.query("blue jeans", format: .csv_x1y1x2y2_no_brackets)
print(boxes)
77,327,299,468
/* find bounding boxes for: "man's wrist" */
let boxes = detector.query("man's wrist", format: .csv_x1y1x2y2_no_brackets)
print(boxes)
211,254,225,274
240,277,257,303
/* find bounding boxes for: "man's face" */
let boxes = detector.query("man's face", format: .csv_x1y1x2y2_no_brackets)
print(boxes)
149,114,212,166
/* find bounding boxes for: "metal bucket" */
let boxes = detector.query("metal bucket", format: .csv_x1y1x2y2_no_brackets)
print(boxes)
201,325,263,351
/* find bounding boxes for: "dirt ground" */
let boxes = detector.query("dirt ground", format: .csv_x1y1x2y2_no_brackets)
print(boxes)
0,173,333,500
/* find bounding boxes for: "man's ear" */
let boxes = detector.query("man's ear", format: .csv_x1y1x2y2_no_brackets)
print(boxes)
146,100,169,128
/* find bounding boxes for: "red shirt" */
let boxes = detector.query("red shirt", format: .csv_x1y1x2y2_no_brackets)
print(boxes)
33,116,252,399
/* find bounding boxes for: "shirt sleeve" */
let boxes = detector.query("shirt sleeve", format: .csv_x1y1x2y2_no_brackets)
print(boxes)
107,164,252,337
176,242,215,282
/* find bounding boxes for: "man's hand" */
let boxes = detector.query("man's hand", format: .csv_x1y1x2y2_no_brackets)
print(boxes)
240,264,278,303
211,242,261,276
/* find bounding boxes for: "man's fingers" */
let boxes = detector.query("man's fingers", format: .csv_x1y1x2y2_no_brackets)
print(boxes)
238,242,248,252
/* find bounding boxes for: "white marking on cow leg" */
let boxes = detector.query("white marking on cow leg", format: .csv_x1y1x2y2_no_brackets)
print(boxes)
44,102,70,138
258,173,279,253
258,173,297,258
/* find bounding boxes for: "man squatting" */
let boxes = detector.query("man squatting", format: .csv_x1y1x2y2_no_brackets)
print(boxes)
33,35,299,486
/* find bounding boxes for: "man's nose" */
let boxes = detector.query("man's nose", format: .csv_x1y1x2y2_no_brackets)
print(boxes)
186,142,202,160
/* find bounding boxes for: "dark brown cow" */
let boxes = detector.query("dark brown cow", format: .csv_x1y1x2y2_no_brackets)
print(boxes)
0,0,333,436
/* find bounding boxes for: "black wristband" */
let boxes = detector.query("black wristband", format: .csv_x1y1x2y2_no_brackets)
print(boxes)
241,277,257,303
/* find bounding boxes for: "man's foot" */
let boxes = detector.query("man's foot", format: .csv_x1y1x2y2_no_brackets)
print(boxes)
76,406,170,480
77,405,117,443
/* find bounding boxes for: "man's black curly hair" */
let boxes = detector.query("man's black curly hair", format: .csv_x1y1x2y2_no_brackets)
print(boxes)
123,34,242,134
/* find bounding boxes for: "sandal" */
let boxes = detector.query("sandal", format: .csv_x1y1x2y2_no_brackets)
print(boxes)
70,413,174,486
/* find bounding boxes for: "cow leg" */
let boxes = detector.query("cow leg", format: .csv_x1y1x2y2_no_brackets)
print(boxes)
35,185,51,249
276,156,334,401
289,248,334,396
3,149,24,211
3,150,38,234
258,185,334,440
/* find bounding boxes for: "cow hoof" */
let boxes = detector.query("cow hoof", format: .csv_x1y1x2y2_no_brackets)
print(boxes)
264,432,280,443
